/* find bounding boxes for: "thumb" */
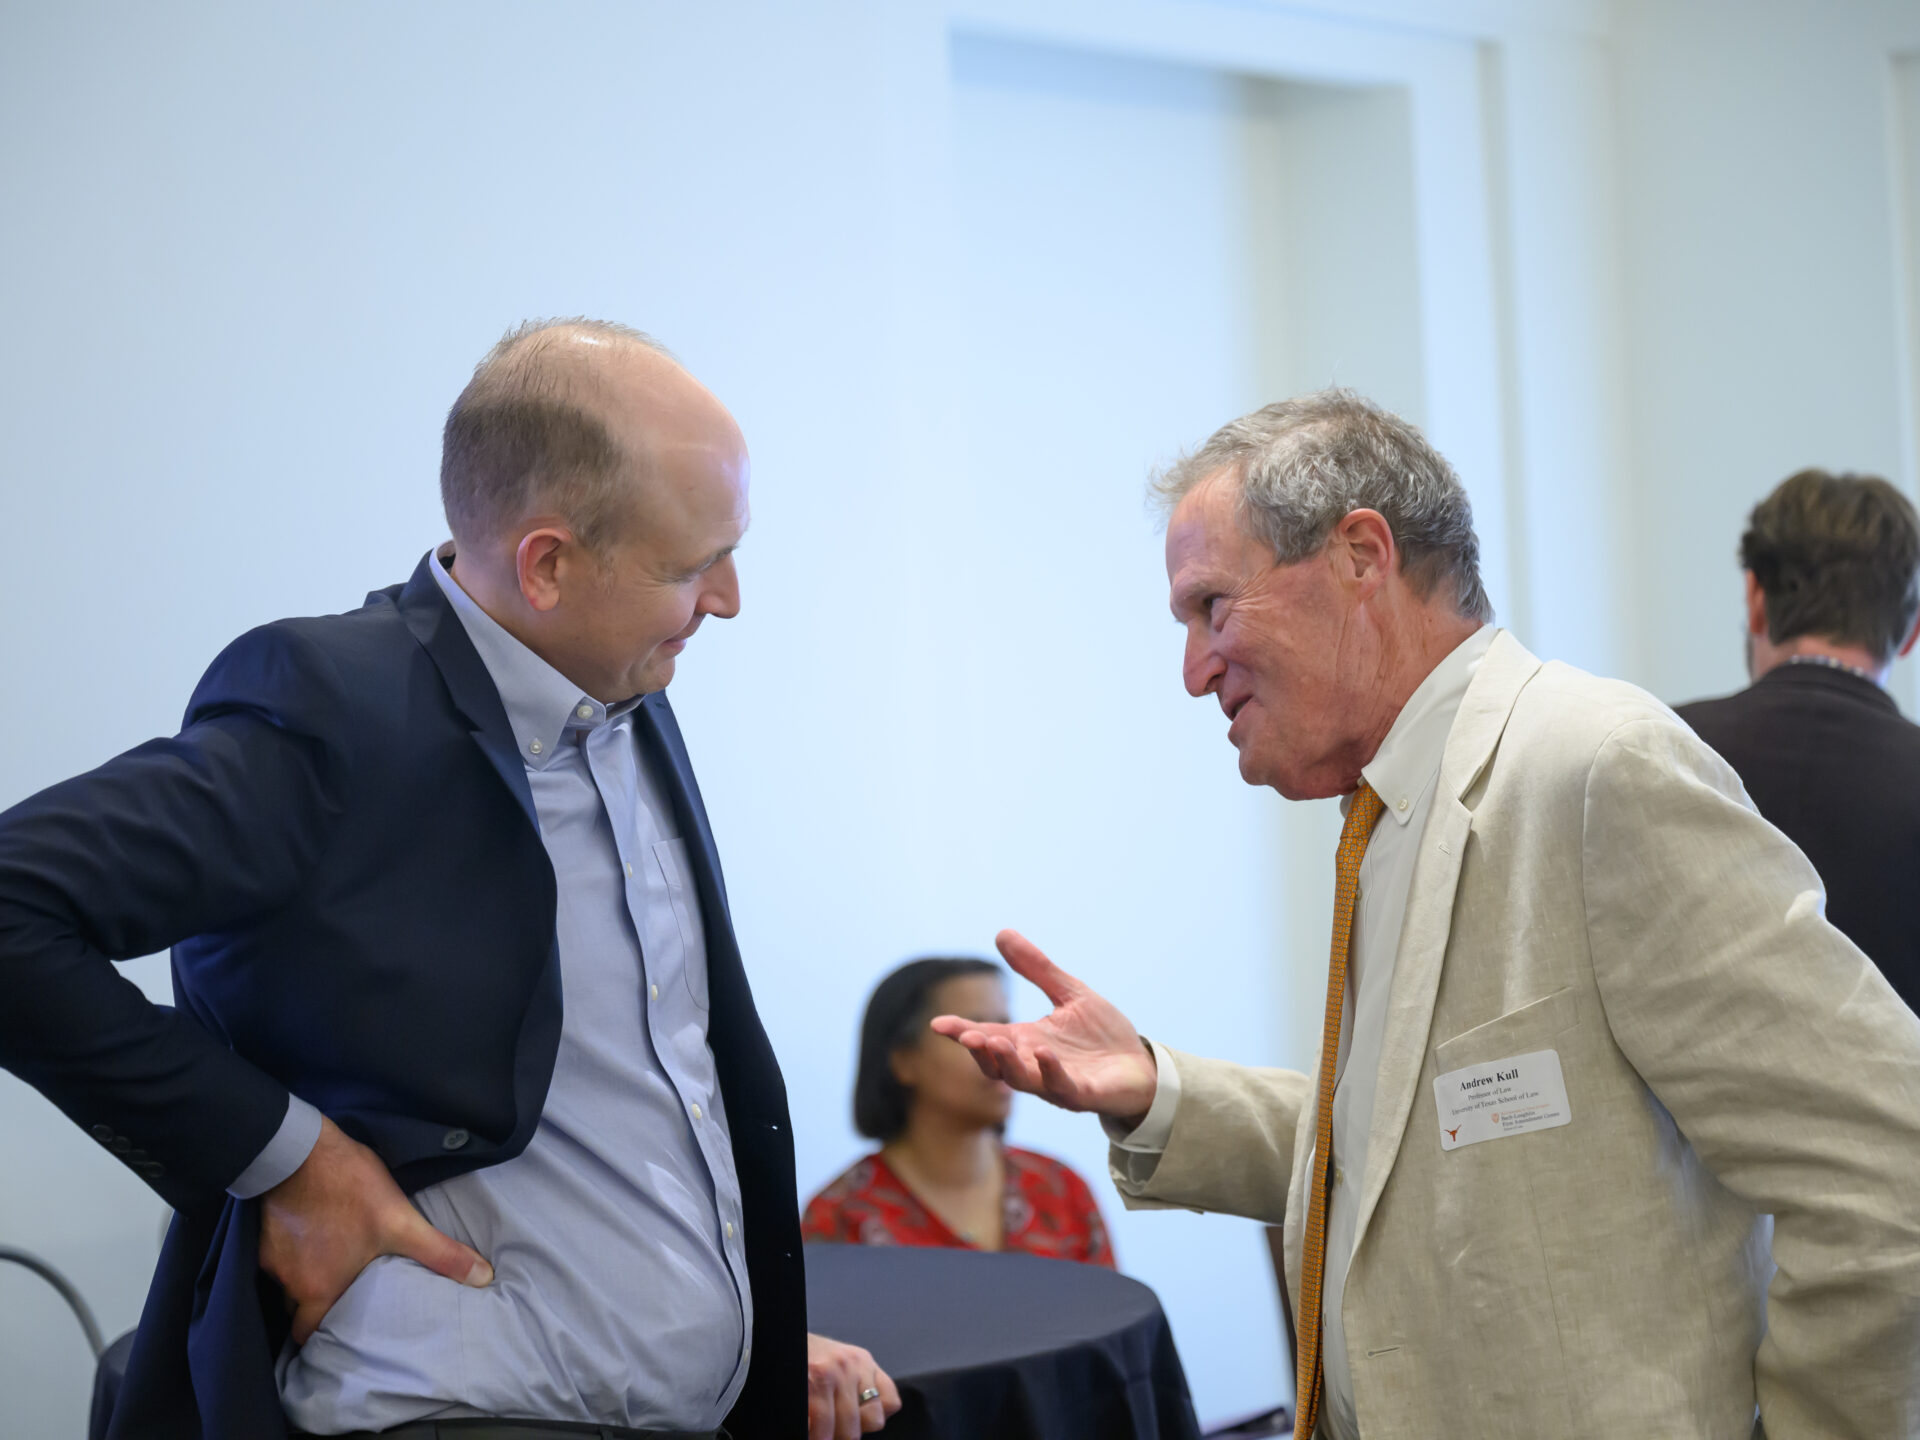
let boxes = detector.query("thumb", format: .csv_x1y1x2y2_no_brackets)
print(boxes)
290,1299,327,1347
387,1205,493,1288
995,928,1081,1007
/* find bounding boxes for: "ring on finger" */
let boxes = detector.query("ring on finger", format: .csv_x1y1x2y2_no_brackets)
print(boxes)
859,1386,882,1404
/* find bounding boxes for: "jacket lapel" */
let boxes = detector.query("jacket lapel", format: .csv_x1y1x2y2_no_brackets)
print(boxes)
389,554,539,832
1349,630,1543,1254
635,692,732,923
634,691,778,1115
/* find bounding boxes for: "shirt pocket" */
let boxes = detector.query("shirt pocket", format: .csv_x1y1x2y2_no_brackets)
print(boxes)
1434,985,1580,1072
652,837,709,1011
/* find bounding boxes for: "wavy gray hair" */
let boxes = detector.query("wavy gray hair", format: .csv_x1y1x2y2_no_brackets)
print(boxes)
1149,389,1493,623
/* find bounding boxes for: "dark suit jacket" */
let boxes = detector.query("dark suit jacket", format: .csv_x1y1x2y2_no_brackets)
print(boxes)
0,555,804,1439
1677,662,1920,1013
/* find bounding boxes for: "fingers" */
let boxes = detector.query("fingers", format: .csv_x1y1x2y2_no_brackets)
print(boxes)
807,1359,861,1440
809,1336,892,1440
995,928,1083,1006
936,1022,1081,1107
385,1205,493,1288
290,1299,326,1347
984,1035,1045,1091
870,1365,903,1426
928,1015,1004,1054
835,1366,863,1440
958,1033,1044,1097
936,1025,1021,1087
1033,1045,1083,1110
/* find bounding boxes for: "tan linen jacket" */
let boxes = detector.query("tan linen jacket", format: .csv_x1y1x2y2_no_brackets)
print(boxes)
1113,632,1920,1439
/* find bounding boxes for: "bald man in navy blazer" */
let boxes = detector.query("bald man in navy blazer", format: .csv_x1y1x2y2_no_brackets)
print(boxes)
0,321,898,1440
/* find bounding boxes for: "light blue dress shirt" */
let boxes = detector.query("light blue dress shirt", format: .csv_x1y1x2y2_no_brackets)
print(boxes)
262,548,751,1432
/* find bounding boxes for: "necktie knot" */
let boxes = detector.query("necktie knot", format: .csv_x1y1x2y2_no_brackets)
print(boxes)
1345,781,1386,843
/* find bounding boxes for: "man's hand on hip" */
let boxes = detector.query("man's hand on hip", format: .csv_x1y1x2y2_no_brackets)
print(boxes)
929,929,1157,1126
807,1333,901,1440
259,1114,494,1344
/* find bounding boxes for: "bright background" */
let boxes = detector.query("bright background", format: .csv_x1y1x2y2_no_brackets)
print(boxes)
5,0,1920,1434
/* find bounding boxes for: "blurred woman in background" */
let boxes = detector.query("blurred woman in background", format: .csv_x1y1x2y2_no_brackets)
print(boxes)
803,956,1114,1266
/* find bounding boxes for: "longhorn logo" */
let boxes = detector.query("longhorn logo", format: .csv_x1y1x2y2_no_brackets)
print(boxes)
1444,1126,1461,1143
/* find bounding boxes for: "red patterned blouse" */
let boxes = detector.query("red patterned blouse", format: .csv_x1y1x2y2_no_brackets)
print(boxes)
802,1146,1115,1267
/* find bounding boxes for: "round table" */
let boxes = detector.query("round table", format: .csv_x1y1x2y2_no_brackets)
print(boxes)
805,1243,1201,1440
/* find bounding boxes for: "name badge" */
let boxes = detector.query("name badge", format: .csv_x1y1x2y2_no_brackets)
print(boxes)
1433,1048,1571,1151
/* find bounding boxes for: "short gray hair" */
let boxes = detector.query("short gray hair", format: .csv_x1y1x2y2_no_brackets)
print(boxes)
1149,388,1493,623
440,317,674,552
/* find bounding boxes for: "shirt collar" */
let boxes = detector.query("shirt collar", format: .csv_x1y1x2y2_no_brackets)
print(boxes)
1358,625,1498,826
427,542,641,770
1761,655,1901,713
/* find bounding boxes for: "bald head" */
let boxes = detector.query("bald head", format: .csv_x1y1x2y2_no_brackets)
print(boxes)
437,319,750,702
440,317,742,554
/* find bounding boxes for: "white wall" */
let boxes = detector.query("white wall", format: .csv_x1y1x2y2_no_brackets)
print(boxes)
0,4,920,1433
1612,0,1920,707
5,1,1919,1436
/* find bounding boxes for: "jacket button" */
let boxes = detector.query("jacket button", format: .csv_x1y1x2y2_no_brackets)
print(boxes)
441,1129,470,1150
138,1161,166,1180
91,1124,114,1143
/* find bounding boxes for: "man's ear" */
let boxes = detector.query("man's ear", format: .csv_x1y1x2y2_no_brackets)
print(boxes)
514,527,576,614
1900,610,1920,660
1743,570,1769,638
1331,508,1397,594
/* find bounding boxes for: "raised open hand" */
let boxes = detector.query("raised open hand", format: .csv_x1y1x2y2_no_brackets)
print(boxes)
929,929,1157,1125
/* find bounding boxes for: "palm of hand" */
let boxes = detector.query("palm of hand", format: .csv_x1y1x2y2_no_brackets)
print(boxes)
931,930,1156,1120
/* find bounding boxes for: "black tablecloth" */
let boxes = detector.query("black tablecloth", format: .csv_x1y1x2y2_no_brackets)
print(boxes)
91,1248,1202,1440
805,1242,1201,1440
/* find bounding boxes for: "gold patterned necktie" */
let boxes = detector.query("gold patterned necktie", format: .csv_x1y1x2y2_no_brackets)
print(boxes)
1294,781,1387,1439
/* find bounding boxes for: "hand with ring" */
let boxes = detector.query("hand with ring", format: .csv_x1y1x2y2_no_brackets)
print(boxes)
806,1332,902,1439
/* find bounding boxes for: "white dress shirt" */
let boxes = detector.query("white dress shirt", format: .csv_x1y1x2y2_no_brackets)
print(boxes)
1118,625,1494,1438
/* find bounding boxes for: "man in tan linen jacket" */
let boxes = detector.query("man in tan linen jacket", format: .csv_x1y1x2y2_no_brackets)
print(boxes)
934,391,1920,1439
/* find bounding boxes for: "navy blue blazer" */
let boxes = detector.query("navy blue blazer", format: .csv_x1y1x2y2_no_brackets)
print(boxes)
0,555,805,1438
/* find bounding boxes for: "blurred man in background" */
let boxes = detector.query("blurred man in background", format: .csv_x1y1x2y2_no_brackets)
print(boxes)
0,319,896,1440
935,392,1920,1439
1678,468,1920,1012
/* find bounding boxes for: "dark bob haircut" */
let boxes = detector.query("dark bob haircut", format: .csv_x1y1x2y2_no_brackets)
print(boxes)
852,957,1003,1143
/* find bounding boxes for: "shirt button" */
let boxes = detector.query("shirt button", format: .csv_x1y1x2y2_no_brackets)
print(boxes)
442,1128,471,1150
691,1103,703,1121
725,1222,736,1239
1396,797,1409,812
624,861,634,878
576,703,593,720
528,738,544,756
1334,1166,1345,1186
650,983,659,1001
